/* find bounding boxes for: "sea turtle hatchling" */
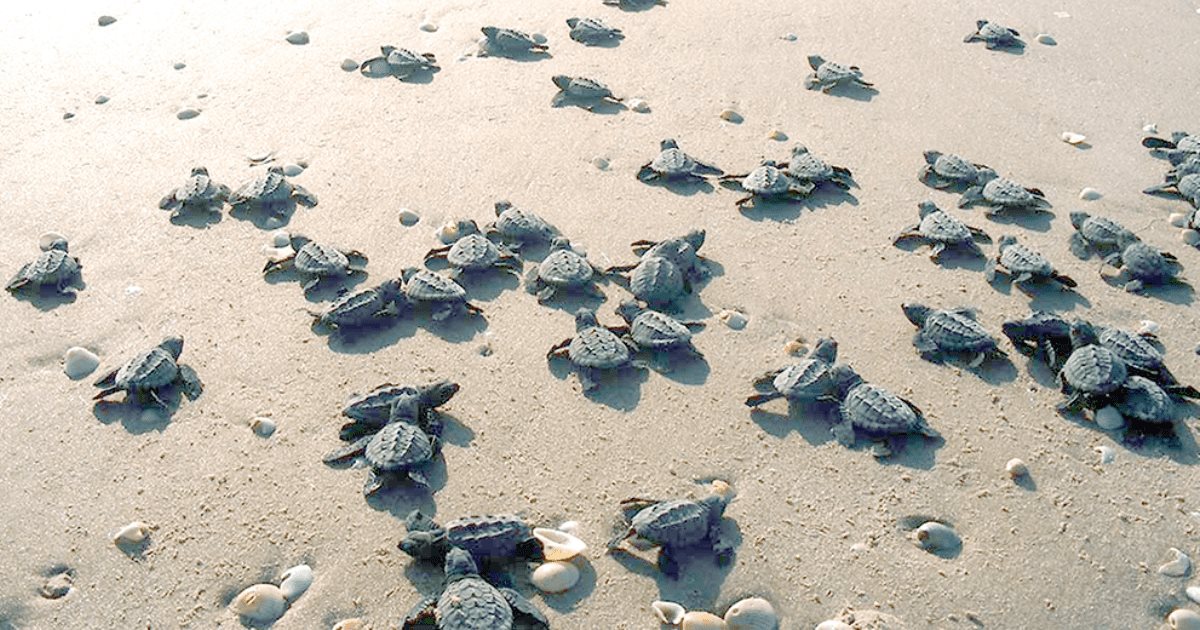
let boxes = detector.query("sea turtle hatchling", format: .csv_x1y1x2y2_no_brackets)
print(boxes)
401,548,549,630
551,75,623,109
602,0,667,9
606,480,737,578
6,238,82,296
1096,325,1200,399
1002,310,1072,370
323,415,440,496
524,237,605,302
480,26,549,56
400,267,483,321
745,337,839,408
637,138,724,184
828,365,942,449
1143,131,1200,164
424,220,521,279
1164,154,1200,184
158,166,230,218
566,17,623,44
919,151,990,190
228,165,318,216
804,55,874,93
306,279,404,331
607,255,688,310
547,307,646,391
1068,211,1133,260
720,160,815,208
340,380,460,439
615,300,705,364
958,168,1051,216
902,304,1005,367
780,144,854,190
359,46,439,79
986,235,1077,293
1144,172,1200,209
486,200,559,250
1115,376,1175,425
399,510,544,565
628,229,710,282
263,234,367,293
892,201,992,261
1100,232,1187,293
1057,320,1129,414
93,336,203,407
963,19,1025,49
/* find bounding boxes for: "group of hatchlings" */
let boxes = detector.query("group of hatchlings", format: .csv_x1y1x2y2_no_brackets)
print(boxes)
9,4,1200,628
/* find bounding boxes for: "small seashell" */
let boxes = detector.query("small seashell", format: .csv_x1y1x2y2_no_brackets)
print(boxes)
533,527,587,560
229,583,287,622
1095,445,1116,464
1036,33,1057,45
682,611,727,629
768,129,787,141
1144,123,1158,134
653,600,687,625
1186,585,1200,604
1171,213,1190,228
398,209,421,226
724,597,778,630
781,33,797,41
1160,548,1192,577
531,561,579,593
173,62,186,70
285,31,309,45
333,619,367,630
783,339,807,356
95,95,109,104
419,21,438,32
1005,458,1029,479
98,15,116,26
113,521,153,545
1138,320,1161,336
1181,229,1200,247
1079,187,1102,200
1095,407,1125,431
64,347,100,379
719,109,743,124
532,33,547,44
592,156,610,170
38,231,69,251
816,622,853,630
125,284,142,297
250,417,276,437
176,108,200,120
718,310,747,330
557,520,580,535
341,58,359,71
475,341,493,356
40,572,73,599
628,98,650,113
1060,132,1086,145
1169,609,1200,630
913,521,961,553
710,479,736,501
438,222,461,244
279,564,313,601
282,163,304,176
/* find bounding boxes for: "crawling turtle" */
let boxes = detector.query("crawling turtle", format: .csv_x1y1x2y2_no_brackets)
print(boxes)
340,380,460,438
963,19,1025,49
959,169,1050,216
606,480,736,578
228,165,317,215
6,238,82,295
637,138,724,184
608,256,688,310
1100,232,1187,293
615,300,704,362
158,166,230,218
745,337,839,408
93,336,203,407
602,0,666,9
307,279,403,331
628,229,710,282
903,304,1004,367
548,308,645,391
263,234,367,293
1143,131,1200,164
1057,320,1129,413
1068,211,1133,259
480,27,548,56
425,220,521,279
402,548,548,630
781,144,854,189
399,510,544,565
1144,172,1200,208
893,201,991,261
1164,154,1200,184
919,151,989,190
1115,376,1175,425
323,416,439,495
1096,325,1200,398
401,267,483,321
486,200,559,250
720,161,814,208
1002,310,1072,370
551,75,622,108
567,17,623,44
525,237,605,302
360,46,439,79
804,55,874,93
829,365,940,448
986,235,1077,293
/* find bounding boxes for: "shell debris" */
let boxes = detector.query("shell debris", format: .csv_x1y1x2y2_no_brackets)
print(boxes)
1005,458,1029,479
250,417,276,437
1169,609,1200,630
719,109,743,123
285,31,310,45
1095,407,1124,430
1079,187,1102,200
333,619,367,630
40,572,73,599
913,521,961,553
1181,229,1200,246
113,521,153,545
64,347,100,379
279,564,313,601
815,622,853,630
628,98,650,113
229,583,287,623
682,611,727,629
1144,123,1158,134
98,15,116,26
38,231,68,251
282,163,304,176
768,129,788,141
1160,548,1193,578
531,561,580,593
592,156,610,170
1036,33,1057,45
653,601,686,625
1138,320,1161,336
340,58,358,71
533,527,587,560
176,108,201,120
419,21,438,32
399,209,421,226
718,309,748,330
1060,132,1086,145
724,597,778,630
1095,445,1116,464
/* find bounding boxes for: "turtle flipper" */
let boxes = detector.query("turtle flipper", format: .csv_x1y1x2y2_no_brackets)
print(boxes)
93,367,119,389
912,331,941,361
1142,136,1177,149
1165,384,1200,400
967,226,992,243
831,420,856,447
744,391,783,408
891,224,922,244
405,509,439,532
656,546,681,579
1068,233,1092,260
636,163,661,182
500,588,549,629
363,469,385,496
1051,272,1078,288
291,185,318,208
407,468,430,489
158,192,181,211
5,263,32,292
1143,183,1177,196
401,597,439,630
322,434,374,464
92,386,123,401
958,186,984,208
176,364,203,400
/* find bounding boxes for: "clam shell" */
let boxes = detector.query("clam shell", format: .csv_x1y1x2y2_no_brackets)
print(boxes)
1188,585,1200,604
653,600,686,625
250,417,276,437
1095,445,1116,464
1160,548,1192,578
1170,609,1200,630
1060,132,1086,145
113,521,153,545
530,561,579,593
913,522,960,553
279,564,313,601
682,611,727,629
1138,320,1161,336
1171,213,1190,228
38,231,68,251
724,597,778,630
229,583,287,622
533,527,587,561
64,347,100,380
1005,458,1028,479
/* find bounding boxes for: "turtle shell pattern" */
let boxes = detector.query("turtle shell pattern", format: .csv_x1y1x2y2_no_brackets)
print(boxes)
629,310,692,348
1116,376,1172,423
321,286,390,325
445,515,534,561
1061,345,1127,395
919,210,972,243
840,383,923,434
771,360,834,400
999,243,1053,275
495,207,555,242
742,165,790,194
365,422,434,471
487,28,537,52
569,18,618,42
387,48,432,70
921,310,996,353
407,270,468,302
1077,216,1126,245
650,148,695,177
629,257,684,305
1121,242,1177,282
295,242,349,276
568,326,630,369
174,170,219,203
932,154,979,182
436,576,513,630
984,177,1039,206
815,61,855,83
642,239,700,274
562,77,612,98
1097,327,1163,372
21,250,79,285
448,234,502,270
788,152,836,181
233,169,286,203
630,500,710,547
538,249,593,287
116,346,179,391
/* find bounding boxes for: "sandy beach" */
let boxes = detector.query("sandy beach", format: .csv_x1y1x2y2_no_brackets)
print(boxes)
3,1,1200,628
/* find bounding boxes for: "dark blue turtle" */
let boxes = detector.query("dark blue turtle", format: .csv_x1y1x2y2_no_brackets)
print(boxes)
1002,310,1072,370
1096,325,1200,399
1100,233,1187,293
307,279,404,330
399,510,544,565
486,200,559,250
1057,320,1129,414
986,235,1076,293
606,481,737,578
1115,376,1175,425
359,46,439,79
401,267,484,320
1143,131,1200,164
719,160,814,208
547,308,646,391
425,220,521,280
959,169,1050,216
401,548,548,630
1143,172,1200,209
903,304,1004,367
263,234,367,293
615,300,704,365
829,365,941,448
228,165,317,215
323,408,440,496
637,139,724,184
480,27,548,57
804,55,874,93
1068,212,1133,260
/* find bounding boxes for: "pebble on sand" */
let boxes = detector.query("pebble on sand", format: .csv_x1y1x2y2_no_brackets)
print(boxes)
592,156,610,171
229,583,287,623
1171,213,1190,228
419,21,438,32
281,163,304,176
1036,33,1057,45
278,564,313,601
399,209,421,226
1079,187,1102,200
174,62,186,70
1095,407,1124,430
98,15,116,26
719,310,748,330
1169,609,1200,630
250,417,277,437
64,347,100,379
1160,548,1192,578
653,601,686,625
1095,445,1117,464
95,95,109,104
532,33,548,44
1187,585,1200,604
768,129,788,141
341,58,359,71
1005,458,1029,479
40,572,73,599
531,561,580,593
270,230,291,248
176,108,201,120
781,32,798,41
719,109,743,123
628,98,651,113
113,521,153,545
1181,230,1200,246
285,31,310,45
1144,123,1158,134
1060,132,1086,145
63,112,75,120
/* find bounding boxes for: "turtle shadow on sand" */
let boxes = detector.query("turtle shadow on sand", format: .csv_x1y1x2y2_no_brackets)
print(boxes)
449,269,522,302
1099,274,1195,306
646,351,710,386
547,359,646,411
167,208,222,229
732,197,805,222
607,520,741,611
986,275,1091,310
1017,354,1062,390
319,316,418,355
892,240,988,273
531,288,607,316
92,394,185,434
862,432,943,470
115,536,152,561
550,95,626,115
479,48,553,63
979,209,1054,233
229,200,301,230
363,462,444,519
8,282,84,311
538,558,598,613
640,178,716,196
1059,408,1200,465
432,412,476,448
749,404,841,446
802,187,860,209
819,83,877,102
925,353,1018,386
359,64,439,84
411,310,490,344
263,267,368,303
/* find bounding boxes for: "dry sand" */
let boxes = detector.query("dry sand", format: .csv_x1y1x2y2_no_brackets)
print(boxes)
2,1,1200,628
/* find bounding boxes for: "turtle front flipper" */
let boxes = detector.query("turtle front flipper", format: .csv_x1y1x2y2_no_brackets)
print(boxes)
401,597,439,630
363,469,386,496
322,434,374,465
158,191,181,211
92,386,124,401
656,546,681,578
958,186,984,208
1142,136,1177,150
423,245,451,262
407,468,431,489
500,588,550,629
912,331,942,362
5,263,32,292
831,420,856,447
262,255,295,274
1142,182,1177,197
1051,272,1078,288
605,526,635,551
1165,384,1200,400
744,391,783,408
176,364,203,401
577,367,600,391
708,521,734,566
546,337,572,359
1068,233,1092,259
983,258,1001,283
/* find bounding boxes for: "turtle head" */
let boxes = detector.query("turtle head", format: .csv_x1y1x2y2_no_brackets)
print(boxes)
398,529,450,561
456,219,480,236
377,277,404,300
494,199,513,215
481,26,499,38
830,364,864,396
401,267,421,283
974,167,999,185
550,236,572,251
443,547,480,581
1069,319,1099,347
566,17,580,28
267,165,285,175
807,54,826,70
552,75,572,90
997,234,1018,251
288,233,312,250
388,396,420,424
44,237,70,252
159,336,184,359
761,159,780,168
791,144,810,157
659,138,679,151
683,228,706,250
976,19,990,30
902,303,932,327
420,380,460,407
812,337,838,363
923,150,943,165
917,200,939,219
1068,211,1090,229
190,166,209,176
615,299,645,324
701,480,736,516
574,307,599,330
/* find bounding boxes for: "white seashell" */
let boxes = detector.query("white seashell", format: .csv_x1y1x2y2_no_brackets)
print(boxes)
176,108,200,120
1169,609,1200,630
1079,187,1102,200
113,521,152,545
38,231,69,251
1095,445,1116,464
419,21,438,32
270,230,291,248
781,33,798,41
1144,123,1158,134
341,58,358,71
711,479,736,500
816,622,853,630
1036,33,1057,45
533,528,587,561
285,31,309,45
557,520,580,535
1005,458,1029,479
1060,132,1086,145
229,583,287,622
768,129,788,141
399,209,421,226
64,347,100,379
40,572,72,599
98,15,116,26
125,285,142,296
1160,548,1192,577
628,98,650,113
438,222,461,244
333,619,367,630
1138,320,1161,336
784,339,807,356
719,310,748,330
724,597,778,630
1095,407,1124,430
282,163,304,177
592,156,610,170
250,417,276,437
653,600,686,625
914,521,961,552
682,611,727,629
1186,585,1200,604
1182,229,1200,247
174,62,186,70
279,564,313,601
719,109,743,123
1053,11,1070,18
530,561,579,593
95,95,109,104
1171,213,1190,228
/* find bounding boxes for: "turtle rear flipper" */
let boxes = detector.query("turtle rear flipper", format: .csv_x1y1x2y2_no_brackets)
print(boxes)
1143,136,1177,149
1165,384,1200,400
831,420,856,447
402,597,438,630
500,588,549,629
958,186,985,208
177,364,203,400
93,386,123,401
636,162,661,182
159,191,181,211
752,369,783,391
322,434,373,464
291,185,318,208
5,263,32,292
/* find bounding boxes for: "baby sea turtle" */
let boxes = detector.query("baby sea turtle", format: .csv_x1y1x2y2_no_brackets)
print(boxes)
637,139,724,184
524,237,605,302
425,220,521,279
781,144,854,189
323,417,439,496
402,548,549,630
1096,325,1200,399
1002,310,1072,370
228,165,317,215
551,75,622,109
804,55,874,93
829,365,941,448
1068,211,1133,260
1115,376,1174,425
1165,154,1200,184
963,19,1025,49
986,235,1077,293
306,279,403,331
720,161,814,208
480,27,549,56
959,169,1050,216
400,510,544,565
360,46,439,79
629,229,710,282
401,267,483,321
1057,320,1128,413
341,380,460,438
1143,131,1200,164
1144,172,1200,208
1100,233,1186,293
548,307,645,391
903,304,1004,367
892,201,992,261
919,151,989,190
158,166,230,218
615,300,704,363
602,0,666,9
93,336,202,407
608,256,688,310
486,200,559,250
263,234,367,293
6,238,82,295
745,337,838,408
606,480,736,578
567,17,623,44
